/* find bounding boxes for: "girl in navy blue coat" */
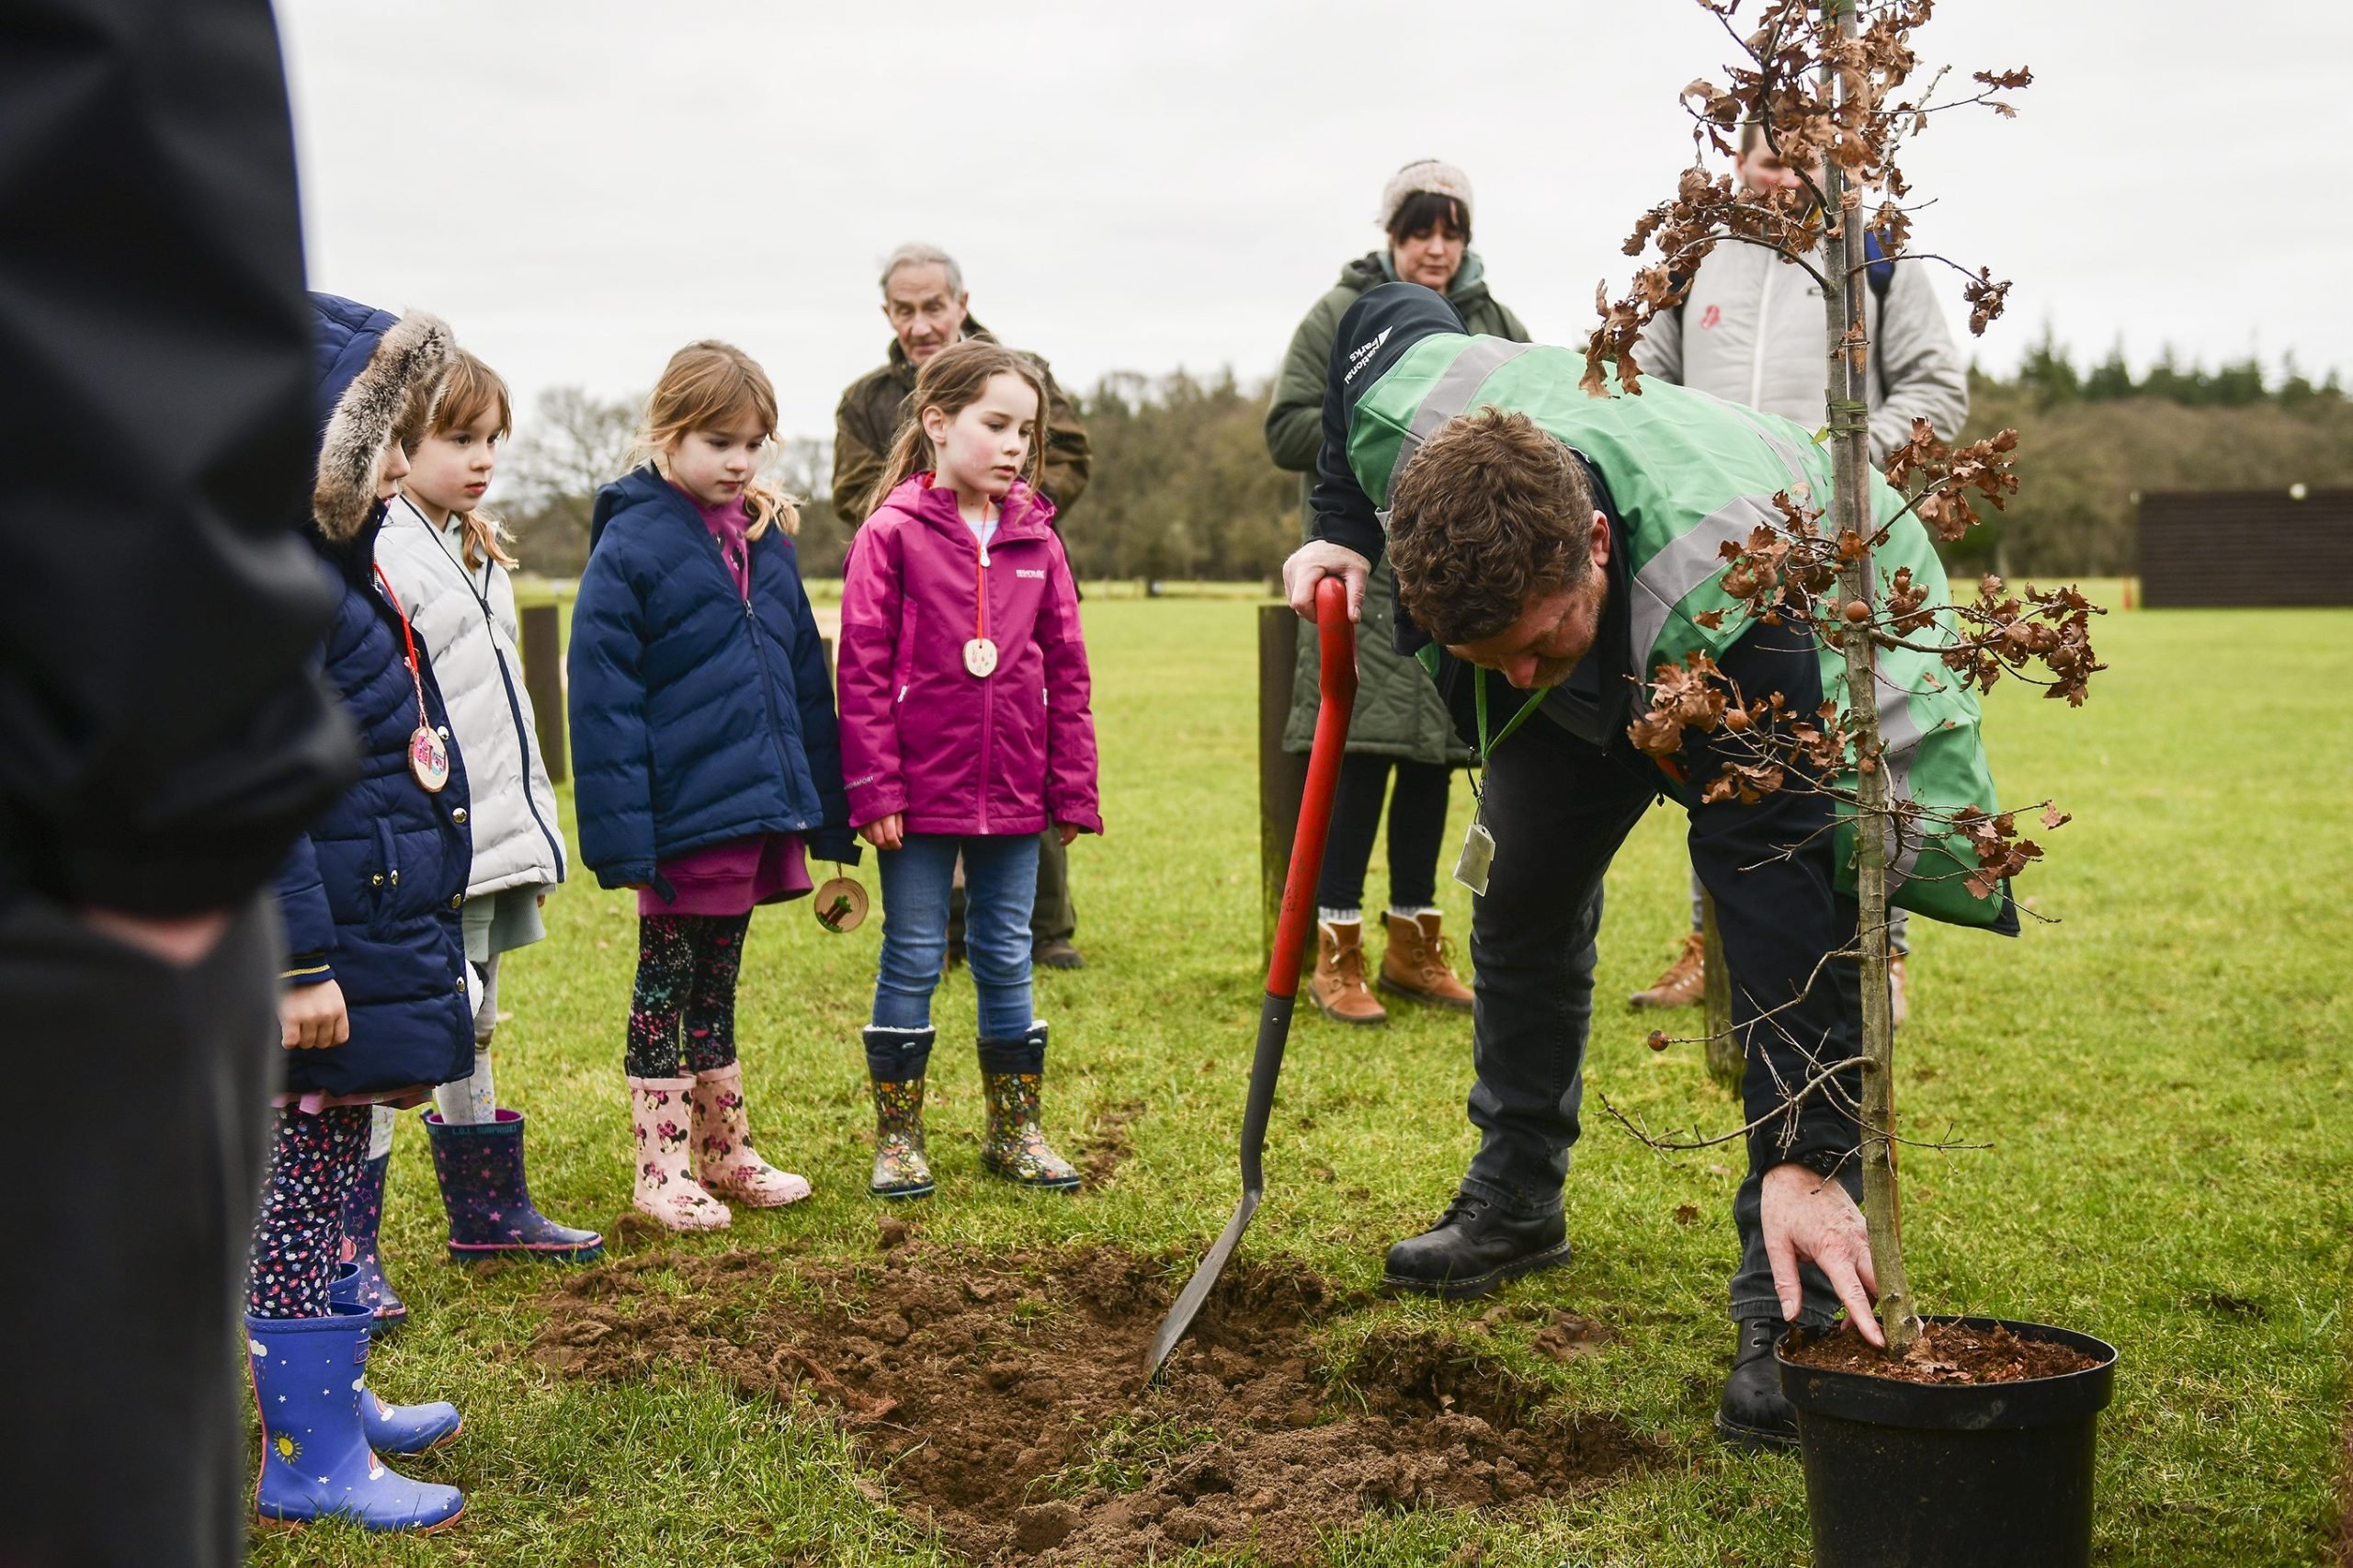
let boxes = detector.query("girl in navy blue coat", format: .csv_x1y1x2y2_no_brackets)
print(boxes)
569,341,857,1233
239,297,471,1534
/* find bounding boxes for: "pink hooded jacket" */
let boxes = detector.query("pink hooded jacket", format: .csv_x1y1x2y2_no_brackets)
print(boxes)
838,474,1102,837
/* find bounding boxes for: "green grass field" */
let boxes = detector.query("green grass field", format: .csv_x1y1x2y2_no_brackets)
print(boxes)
255,596,2352,1567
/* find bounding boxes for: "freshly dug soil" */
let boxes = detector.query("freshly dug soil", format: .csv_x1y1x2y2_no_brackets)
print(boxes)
532,1234,1663,1563
1783,1320,2103,1385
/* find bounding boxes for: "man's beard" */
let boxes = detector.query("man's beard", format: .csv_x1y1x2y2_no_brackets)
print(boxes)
1525,653,1580,688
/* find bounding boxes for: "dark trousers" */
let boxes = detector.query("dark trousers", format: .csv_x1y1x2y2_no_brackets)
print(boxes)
0,893,278,1568
1315,753,1451,912
1461,701,1864,1326
1031,828,1076,946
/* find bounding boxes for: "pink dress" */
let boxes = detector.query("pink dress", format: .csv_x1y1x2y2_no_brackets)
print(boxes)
637,487,812,918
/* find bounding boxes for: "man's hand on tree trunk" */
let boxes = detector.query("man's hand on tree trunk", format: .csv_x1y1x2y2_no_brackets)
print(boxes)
1761,1160,1883,1346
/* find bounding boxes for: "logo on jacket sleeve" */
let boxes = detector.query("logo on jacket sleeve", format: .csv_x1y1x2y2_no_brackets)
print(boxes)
1699,304,1722,330
1016,568,1046,580
1344,327,1395,384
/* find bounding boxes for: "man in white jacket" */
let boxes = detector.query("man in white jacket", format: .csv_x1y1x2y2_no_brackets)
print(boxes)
1628,119,1970,1027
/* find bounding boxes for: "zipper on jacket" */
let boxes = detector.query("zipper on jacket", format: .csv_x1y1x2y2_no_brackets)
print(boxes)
972,530,994,833
489,641,568,881
738,568,811,832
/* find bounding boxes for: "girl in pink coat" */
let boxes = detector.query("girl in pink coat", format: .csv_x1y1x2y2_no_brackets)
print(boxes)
838,340,1102,1201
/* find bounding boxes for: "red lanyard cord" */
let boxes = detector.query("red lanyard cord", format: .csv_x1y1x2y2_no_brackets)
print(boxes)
371,563,432,730
972,502,992,644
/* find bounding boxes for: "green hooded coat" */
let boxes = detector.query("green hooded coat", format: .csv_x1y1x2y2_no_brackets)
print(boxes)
1266,253,1529,762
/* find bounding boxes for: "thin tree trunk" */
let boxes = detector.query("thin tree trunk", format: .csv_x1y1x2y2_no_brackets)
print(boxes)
1819,0,1917,1353
1701,892,1741,1092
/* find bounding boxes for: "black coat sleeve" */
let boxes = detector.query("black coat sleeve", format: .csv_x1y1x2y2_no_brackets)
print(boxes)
1307,283,1468,568
0,0,355,918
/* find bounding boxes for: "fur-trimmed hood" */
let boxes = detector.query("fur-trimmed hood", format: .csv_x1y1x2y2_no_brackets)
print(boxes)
309,294,453,549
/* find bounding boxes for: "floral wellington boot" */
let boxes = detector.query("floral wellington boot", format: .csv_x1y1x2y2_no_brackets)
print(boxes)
862,1026,935,1199
977,1025,1080,1191
626,1075,730,1232
688,1062,811,1208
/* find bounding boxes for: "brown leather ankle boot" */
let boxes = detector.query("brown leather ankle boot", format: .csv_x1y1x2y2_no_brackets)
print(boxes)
1378,911,1474,1010
1629,932,1707,1009
1310,918,1387,1026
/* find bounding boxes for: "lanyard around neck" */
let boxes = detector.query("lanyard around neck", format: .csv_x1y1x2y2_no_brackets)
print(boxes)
371,563,433,734
967,499,994,643
1473,668,1544,784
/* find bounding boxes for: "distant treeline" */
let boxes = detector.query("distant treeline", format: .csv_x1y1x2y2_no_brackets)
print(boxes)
499,343,2352,584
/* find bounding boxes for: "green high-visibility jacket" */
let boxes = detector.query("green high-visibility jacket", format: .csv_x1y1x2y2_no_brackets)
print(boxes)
1346,330,2007,929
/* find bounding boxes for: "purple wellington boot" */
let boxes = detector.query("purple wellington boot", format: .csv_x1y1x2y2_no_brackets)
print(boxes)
337,1150,406,1331
424,1108,604,1263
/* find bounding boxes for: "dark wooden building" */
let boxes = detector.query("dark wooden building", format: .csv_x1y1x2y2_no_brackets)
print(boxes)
2136,486,2353,607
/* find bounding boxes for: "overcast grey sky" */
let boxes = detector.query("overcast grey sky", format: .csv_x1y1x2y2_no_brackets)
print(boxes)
278,0,2345,440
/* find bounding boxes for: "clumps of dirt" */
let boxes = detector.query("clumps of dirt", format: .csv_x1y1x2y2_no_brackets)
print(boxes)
1073,1099,1145,1187
532,1242,1663,1563
1783,1320,2104,1385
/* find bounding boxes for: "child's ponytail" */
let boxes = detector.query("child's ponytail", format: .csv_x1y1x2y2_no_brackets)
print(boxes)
630,341,800,541
863,340,1052,519
424,350,521,570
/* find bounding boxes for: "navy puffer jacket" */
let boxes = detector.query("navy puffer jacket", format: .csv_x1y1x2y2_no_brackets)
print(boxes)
569,466,854,893
274,295,474,1098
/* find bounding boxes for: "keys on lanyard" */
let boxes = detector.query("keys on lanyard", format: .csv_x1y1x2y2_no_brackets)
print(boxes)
1453,669,1543,896
373,565,450,794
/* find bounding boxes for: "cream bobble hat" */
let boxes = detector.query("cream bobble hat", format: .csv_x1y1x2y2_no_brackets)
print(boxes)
1378,159,1473,229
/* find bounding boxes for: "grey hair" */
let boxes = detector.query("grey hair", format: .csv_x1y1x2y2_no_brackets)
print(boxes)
879,242,964,299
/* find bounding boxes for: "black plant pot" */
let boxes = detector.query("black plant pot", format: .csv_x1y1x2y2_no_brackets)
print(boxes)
1777,1316,2118,1568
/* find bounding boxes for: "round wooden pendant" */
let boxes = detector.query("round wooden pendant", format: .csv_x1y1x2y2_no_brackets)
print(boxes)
963,636,999,677
408,725,450,793
813,875,869,934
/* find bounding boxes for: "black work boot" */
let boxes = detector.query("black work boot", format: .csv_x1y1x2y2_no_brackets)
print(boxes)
1381,1193,1572,1300
1715,1316,1800,1451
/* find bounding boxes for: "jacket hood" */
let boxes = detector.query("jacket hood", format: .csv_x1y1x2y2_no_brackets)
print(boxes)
874,472,1057,545
309,293,454,549
1338,249,1493,308
588,463,690,555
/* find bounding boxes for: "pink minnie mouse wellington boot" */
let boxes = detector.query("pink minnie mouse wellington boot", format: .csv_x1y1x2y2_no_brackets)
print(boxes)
688,1062,812,1207
626,1075,730,1231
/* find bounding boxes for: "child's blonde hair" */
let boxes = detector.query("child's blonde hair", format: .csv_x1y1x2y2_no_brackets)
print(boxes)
423,349,519,571
865,340,1051,519
629,341,800,539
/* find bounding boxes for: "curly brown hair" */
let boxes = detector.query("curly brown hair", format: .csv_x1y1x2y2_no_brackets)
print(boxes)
1386,407,1597,644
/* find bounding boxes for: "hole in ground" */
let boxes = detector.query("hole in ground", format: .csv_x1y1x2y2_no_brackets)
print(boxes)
533,1237,1665,1564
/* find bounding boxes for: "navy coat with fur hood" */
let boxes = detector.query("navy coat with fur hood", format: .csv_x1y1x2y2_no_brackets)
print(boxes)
569,465,854,895
273,294,474,1099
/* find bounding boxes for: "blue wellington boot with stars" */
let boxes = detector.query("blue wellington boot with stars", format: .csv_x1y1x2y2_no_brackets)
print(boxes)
246,1302,463,1532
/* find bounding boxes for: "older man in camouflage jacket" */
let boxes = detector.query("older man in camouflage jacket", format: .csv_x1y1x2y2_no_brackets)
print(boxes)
831,244,1095,968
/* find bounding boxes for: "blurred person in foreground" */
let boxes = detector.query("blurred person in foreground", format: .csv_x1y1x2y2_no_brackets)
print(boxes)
0,2,355,1562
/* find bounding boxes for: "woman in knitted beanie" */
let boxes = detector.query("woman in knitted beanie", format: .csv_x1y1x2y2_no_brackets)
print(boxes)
1262,160,1531,1026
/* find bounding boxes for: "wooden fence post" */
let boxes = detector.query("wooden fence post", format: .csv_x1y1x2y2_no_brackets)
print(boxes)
1700,891,1740,1091
1258,605,1311,971
519,601,566,784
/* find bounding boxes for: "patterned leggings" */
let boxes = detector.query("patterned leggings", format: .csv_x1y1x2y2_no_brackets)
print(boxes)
244,1104,370,1319
625,913,750,1078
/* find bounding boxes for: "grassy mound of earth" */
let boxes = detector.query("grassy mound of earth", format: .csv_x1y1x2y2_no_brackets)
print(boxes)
531,1228,1663,1563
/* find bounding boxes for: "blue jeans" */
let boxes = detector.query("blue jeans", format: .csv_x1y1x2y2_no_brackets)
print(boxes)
873,834,1040,1040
